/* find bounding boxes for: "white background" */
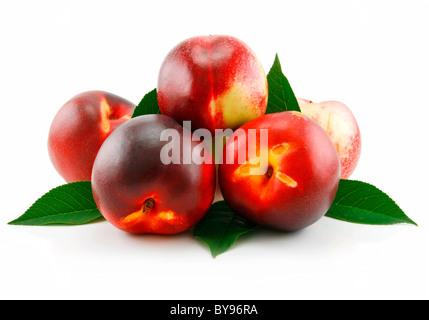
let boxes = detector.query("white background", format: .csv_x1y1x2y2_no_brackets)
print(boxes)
1,0,428,300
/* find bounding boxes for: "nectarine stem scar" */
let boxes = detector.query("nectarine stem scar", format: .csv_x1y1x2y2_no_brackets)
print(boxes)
143,198,155,213
267,167,274,178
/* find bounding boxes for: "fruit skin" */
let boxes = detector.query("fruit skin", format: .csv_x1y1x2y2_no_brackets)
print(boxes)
91,114,216,234
297,98,312,105
218,111,341,232
298,99,361,179
157,35,268,135
48,90,134,183
205,133,232,202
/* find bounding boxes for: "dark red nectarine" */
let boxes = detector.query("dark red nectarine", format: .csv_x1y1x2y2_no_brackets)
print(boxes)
91,114,216,234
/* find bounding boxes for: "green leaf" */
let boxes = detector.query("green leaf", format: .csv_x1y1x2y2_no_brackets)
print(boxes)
132,88,161,118
8,181,104,226
193,201,258,258
326,179,417,226
266,53,301,114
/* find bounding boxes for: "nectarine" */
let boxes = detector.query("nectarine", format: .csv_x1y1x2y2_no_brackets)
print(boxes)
91,114,216,234
157,35,268,135
218,111,341,231
298,99,361,179
48,91,134,182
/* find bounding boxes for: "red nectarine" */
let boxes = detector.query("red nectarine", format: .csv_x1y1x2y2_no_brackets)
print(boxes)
157,35,268,135
91,114,216,234
218,111,341,231
48,91,134,182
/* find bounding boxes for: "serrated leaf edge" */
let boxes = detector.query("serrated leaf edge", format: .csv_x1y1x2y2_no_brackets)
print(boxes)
8,181,103,226
266,53,301,113
326,179,418,226
131,88,160,118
